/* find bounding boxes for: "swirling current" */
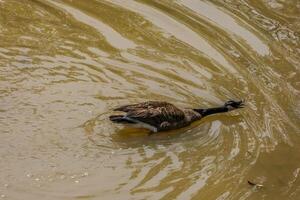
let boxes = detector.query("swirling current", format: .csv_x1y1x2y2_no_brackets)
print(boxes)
0,0,299,199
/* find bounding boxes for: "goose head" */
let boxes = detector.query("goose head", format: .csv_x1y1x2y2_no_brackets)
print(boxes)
224,100,245,111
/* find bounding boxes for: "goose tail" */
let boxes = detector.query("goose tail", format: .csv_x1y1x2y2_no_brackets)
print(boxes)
109,115,136,124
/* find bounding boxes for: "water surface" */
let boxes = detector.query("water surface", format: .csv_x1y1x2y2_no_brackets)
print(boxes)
0,0,299,199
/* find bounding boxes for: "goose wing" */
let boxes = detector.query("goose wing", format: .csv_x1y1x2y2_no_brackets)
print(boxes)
116,101,185,127
114,101,173,112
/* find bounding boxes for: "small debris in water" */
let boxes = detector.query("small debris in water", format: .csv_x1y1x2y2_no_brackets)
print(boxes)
1,194,5,198
82,172,89,177
26,174,32,178
35,178,40,181
75,180,79,183
248,180,263,188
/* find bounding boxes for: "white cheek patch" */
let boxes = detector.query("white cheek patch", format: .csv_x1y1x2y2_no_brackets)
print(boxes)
227,106,234,111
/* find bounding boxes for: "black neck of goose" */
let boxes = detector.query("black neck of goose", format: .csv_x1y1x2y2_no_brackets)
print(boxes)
194,106,228,117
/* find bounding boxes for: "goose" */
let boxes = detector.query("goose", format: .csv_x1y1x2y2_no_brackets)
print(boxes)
109,100,244,132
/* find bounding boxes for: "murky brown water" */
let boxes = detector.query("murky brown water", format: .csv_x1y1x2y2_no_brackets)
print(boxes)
0,0,299,199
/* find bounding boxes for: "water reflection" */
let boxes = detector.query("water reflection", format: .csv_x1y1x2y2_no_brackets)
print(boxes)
179,0,270,55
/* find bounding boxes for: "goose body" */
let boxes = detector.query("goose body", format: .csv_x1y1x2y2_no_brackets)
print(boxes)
109,100,244,132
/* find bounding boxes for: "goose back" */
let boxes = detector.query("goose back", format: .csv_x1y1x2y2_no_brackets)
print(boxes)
113,101,201,131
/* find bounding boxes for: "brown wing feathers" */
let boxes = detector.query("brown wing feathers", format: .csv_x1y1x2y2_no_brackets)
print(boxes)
114,101,185,126
114,101,170,112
